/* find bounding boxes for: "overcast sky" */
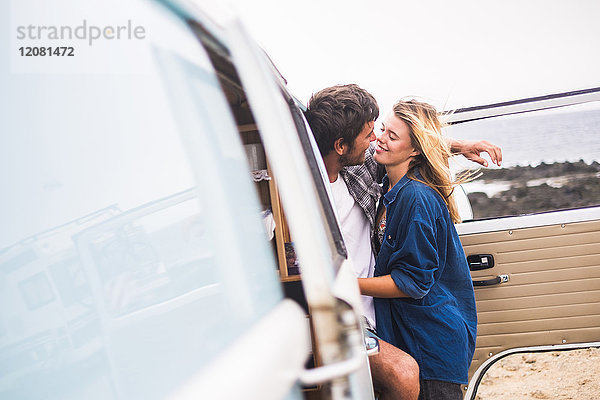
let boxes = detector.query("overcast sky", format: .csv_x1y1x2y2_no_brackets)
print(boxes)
217,0,600,113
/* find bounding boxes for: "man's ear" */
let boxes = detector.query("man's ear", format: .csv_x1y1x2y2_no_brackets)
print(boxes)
333,138,346,156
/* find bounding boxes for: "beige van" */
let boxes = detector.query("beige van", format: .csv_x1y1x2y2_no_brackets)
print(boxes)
447,88,600,398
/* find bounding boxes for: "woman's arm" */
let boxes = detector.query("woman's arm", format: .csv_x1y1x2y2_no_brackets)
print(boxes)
358,275,410,298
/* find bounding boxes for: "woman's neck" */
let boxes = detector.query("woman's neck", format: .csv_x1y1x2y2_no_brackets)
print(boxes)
386,164,410,189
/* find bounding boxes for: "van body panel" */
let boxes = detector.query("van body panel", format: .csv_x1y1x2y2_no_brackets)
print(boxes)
451,92,600,397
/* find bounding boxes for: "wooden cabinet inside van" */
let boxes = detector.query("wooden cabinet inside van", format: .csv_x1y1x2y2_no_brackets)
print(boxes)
239,127,300,282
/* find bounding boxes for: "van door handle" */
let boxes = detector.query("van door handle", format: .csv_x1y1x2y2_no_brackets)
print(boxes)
299,353,363,385
467,254,494,271
473,274,509,287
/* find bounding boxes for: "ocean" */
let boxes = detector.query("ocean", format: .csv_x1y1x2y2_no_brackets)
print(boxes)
444,103,600,168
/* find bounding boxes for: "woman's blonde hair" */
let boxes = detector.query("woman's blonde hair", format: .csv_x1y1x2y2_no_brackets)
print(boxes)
392,99,470,223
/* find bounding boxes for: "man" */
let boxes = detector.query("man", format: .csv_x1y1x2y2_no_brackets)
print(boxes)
304,84,502,400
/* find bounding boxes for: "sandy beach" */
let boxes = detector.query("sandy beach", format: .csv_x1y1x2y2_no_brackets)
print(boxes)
474,348,600,399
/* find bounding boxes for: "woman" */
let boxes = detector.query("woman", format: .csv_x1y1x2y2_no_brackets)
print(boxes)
358,100,477,400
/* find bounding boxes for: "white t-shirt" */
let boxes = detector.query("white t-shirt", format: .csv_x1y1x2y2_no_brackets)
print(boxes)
330,174,376,327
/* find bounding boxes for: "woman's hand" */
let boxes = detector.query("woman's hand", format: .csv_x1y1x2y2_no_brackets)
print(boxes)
358,276,409,298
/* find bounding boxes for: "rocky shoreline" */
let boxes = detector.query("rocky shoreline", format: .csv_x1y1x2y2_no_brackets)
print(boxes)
464,160,600,219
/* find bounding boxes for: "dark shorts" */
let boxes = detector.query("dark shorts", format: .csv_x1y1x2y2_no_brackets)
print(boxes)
418,380,463,400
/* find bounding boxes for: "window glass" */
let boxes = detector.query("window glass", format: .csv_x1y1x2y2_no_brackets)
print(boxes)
446,101,600,219
77,191,219,318
18,273,56,310
0,5,281,399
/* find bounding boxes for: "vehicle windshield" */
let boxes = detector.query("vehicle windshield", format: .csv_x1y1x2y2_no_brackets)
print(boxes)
0,5,284,399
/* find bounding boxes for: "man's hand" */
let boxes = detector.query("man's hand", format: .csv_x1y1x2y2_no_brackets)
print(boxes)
449,139,503,167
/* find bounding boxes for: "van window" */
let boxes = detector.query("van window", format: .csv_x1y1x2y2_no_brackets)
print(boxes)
18,273,56,310
446,101,600,219
0,6,282,398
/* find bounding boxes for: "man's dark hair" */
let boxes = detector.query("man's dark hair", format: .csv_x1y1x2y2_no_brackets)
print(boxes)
304,84,379,157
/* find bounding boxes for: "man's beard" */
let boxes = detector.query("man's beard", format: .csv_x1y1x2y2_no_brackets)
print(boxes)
340,147,366,167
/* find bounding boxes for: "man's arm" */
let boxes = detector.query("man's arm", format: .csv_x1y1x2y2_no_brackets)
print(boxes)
446,138,503,167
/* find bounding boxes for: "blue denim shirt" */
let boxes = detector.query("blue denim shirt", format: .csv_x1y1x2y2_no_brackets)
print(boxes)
373,173,477,384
